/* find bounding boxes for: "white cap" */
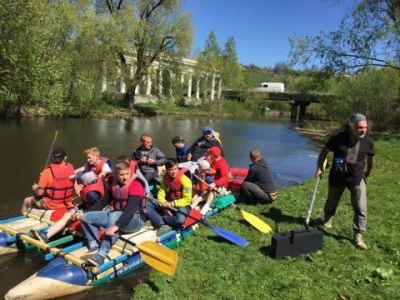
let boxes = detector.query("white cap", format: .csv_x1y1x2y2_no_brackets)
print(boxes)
81,171,97,184
198,159,210,170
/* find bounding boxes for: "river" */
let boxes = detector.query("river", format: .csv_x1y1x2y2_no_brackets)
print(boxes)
0,116,320,299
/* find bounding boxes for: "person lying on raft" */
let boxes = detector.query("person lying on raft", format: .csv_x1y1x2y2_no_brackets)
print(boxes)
73,147,112,195
31,171,106,243
21,147,75,215
191,159,215,214
199,147,230,216
80,161,146,267
145,158,192,237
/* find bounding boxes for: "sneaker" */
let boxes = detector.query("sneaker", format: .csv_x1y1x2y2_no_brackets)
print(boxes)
80,247,99,260
354,233,367,250
143,220,153,229
157,225,172,237
323,215,333,229
87,254,105,267
200,203,210,216
31,229,49,243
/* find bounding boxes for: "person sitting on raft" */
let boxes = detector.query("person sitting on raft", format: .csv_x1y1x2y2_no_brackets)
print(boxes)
186,126,224,162
21,147,75,215
145,158,192,237
80,161,146,267
116,155,151,196
191,159,215,211
171,136,189,163
199,146,230,216
73,147,112,195
31,171,106,243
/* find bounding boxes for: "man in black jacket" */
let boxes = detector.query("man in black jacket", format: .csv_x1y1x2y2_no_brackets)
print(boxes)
238,149,278,204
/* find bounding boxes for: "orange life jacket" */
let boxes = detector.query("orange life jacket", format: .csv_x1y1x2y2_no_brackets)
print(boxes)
195,168,216,192
85,157,111,175
111,175,146,212
163,168,188,201
80,177,105,207
44,163,75,207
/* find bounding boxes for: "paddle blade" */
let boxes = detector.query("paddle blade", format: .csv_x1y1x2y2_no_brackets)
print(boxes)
136,241,178,276
210,225,249,247
183,209,202,228
241,210,273,234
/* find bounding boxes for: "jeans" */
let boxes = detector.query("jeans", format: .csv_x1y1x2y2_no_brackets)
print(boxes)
324,179,367,233
146,200,190,229
80,210,143,258
239,182,273,204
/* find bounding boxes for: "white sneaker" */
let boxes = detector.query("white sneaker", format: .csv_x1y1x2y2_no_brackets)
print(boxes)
200,204,210,216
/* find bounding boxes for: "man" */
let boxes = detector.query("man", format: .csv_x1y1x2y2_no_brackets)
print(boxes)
187,126,223,161
132,134,166,183
316,113,375,250
80,161,146,266
21,147,75,214
145,158,192,237
199,146,230,215
238,149,278,204
171,136,189,163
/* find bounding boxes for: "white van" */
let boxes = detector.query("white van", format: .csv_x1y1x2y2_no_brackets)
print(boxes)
257,82,285,92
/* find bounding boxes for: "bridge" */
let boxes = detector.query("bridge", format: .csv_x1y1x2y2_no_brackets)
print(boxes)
222,90,336,120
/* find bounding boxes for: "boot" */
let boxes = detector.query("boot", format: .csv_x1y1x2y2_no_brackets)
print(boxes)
323,215,333,229
354,233,367,250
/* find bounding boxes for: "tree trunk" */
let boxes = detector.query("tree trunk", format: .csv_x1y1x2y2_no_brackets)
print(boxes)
124,85,137,112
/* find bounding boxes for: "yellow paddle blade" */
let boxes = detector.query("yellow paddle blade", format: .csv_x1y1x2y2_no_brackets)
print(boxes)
136,241,178,276
241,210,273,234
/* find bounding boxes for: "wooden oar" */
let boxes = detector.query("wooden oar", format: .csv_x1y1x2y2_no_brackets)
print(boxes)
80,219,178,276
44,127,59,169
192,173,273,234
148,197,249,247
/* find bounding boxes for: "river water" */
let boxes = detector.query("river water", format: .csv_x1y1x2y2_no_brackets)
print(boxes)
0,116,320,298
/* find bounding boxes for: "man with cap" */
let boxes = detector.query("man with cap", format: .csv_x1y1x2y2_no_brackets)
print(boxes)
199,146,230,215
186,126,224,162
171,136,189,163
239,149,278,204
21,147,76,214
316,113,375,250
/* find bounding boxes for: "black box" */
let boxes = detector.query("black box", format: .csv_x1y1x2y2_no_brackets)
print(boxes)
271,229,323,259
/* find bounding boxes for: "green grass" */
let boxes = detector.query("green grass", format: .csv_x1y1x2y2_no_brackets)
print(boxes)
132,139,400,299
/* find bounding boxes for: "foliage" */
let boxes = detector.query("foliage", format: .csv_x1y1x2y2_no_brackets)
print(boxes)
133,138,400,299
289,0,400,73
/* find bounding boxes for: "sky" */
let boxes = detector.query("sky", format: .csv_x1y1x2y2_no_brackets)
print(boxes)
183,0,352,68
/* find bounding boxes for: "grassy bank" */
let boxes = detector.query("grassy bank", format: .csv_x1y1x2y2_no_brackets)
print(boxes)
133,138,400,299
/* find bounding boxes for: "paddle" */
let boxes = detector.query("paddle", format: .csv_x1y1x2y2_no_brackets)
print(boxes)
80,219,178,276
192,173,273,234
147,196,249,247
44,127,59,169
305,159,328,227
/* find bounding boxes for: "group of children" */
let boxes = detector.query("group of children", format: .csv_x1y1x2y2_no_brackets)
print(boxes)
25,127,230,267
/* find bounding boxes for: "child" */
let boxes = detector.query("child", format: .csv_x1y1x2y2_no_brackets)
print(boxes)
191,159,215,214
171,136,189,163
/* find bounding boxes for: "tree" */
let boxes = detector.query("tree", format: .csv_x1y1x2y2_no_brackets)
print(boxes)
289,0,400,73
221,37,243,89
97,0,193,111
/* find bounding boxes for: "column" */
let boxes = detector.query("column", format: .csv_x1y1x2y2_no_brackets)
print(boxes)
158,67,163,97
101,63,107,92
289,101,299,121
211,74,216,100
217,77,222,99
146,72,152,96
169,70,175,98
196,77,200,99
187,74,192,98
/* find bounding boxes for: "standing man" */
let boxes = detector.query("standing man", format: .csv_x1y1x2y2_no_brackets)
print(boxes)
316,113,375,250
132,134,166,184
238,149,278,204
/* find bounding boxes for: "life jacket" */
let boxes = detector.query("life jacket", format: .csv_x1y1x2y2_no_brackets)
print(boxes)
163,168,188,201
111,175,146,212
44,163,75,207
195,168,216,192
80,177,105,207
129,159,138,173
85,157,111,175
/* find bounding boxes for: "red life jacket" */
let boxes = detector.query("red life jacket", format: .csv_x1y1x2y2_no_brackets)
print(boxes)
80,177,105,207
85,157,111,175
129,160,138,173
163,168,188,201
111,175,146,212
44,163,75,207
195,168,216,192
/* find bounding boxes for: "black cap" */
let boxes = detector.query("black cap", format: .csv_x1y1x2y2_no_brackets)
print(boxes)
52,147,67,163
171,136,185,144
